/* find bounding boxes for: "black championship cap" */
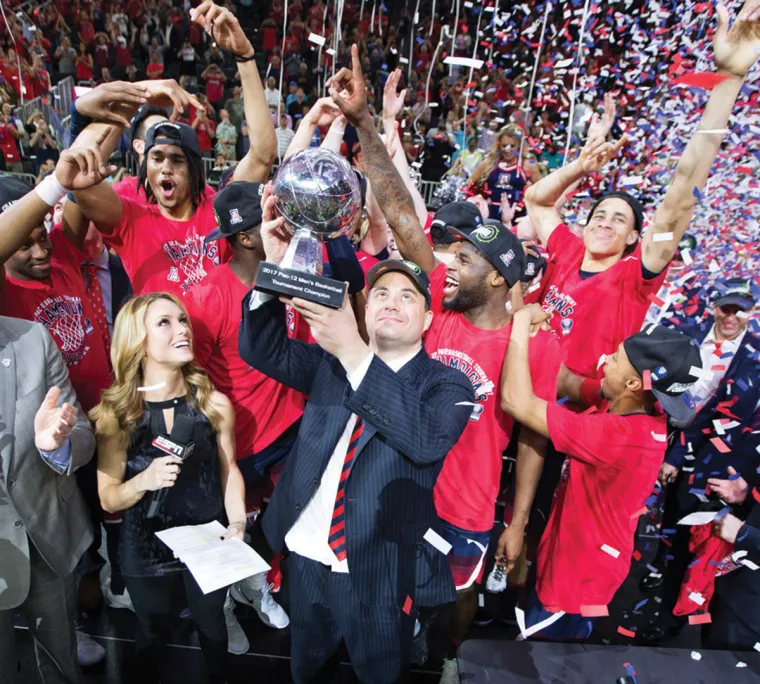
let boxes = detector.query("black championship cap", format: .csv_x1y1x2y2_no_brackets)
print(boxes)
713,277,755,312
366,259,431,308
623,324,703,422
587,190,645,235
0,174,32,214
448,219,526,288
206,182,265,242
144,121,202,158
430,200,483,245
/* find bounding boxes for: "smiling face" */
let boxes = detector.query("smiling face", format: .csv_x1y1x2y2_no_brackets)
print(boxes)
6,225,52,281
714,303,752,341
144,298,194,368
583,197,638,258
442,241,503,312
366,271,432,350
146,143,190,210
499,133,519,162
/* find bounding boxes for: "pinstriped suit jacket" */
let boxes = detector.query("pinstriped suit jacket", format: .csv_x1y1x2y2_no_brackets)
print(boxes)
239,295,474,608
0,317,95,611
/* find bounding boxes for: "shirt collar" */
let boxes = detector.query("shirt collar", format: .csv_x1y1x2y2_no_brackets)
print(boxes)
386,347,421,373
704,324,747,350
84,246,109,270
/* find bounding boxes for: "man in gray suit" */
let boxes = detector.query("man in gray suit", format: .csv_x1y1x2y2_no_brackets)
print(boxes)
0,315,95,683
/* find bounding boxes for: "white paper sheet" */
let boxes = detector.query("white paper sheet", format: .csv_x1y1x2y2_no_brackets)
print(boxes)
677,511,719,526
156,521,270,594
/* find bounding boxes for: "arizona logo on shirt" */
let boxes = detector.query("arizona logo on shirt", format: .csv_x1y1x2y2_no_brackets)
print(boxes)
543,284,577,321
34,295,94,366
431,348,495,404
162,236,221,293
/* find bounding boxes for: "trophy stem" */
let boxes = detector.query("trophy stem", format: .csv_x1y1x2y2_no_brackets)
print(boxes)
281,228,323,275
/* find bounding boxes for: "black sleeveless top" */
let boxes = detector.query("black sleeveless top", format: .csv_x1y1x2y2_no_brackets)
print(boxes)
119,396,225,577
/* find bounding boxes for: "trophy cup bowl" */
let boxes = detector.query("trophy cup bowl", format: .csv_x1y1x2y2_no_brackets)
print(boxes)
254,148,362,308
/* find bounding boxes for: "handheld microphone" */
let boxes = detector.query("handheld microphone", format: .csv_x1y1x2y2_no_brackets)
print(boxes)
146,414,196,519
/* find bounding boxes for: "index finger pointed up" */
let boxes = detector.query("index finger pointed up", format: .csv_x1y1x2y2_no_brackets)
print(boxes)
351,43,361,80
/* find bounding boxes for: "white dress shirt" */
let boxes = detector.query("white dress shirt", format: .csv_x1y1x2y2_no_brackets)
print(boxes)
672,324,747,428
82,246,114,335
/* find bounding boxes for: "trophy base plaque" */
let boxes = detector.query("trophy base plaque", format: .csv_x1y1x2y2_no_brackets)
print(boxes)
255,262,348,309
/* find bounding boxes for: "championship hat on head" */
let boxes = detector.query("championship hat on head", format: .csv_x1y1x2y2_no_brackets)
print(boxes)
623,324,703,423
713,277,755,312
430,200,483,245
0,174,32,214
448,219,525,288
366,259,431,308
206,181,265,242
144,121,202,158
587,190,645,235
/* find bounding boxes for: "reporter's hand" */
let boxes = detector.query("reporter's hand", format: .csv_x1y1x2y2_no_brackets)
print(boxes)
34,387,78,452
74,81,149,128
136,455,183,492
259,183,291,264
658,462,680,487
221,521,246,541
707,466,749,504
495,523,525,574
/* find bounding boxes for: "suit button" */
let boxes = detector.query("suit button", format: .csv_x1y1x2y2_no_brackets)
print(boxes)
295,504,302,512
7,480,14,488
13,520,23,528
312,478,319,486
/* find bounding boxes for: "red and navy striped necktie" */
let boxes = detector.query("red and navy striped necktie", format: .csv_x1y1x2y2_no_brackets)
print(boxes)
328,416,364,562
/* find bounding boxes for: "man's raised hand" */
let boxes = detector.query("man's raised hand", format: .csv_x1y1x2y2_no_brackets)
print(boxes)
190,0,254,59
328,44,369,126
713,0,760,77
56,127,118,190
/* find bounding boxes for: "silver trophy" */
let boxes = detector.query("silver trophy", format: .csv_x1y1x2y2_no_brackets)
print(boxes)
255,148,362,308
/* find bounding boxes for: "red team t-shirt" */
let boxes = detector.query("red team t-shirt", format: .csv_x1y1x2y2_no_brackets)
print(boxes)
538,402,666,613
102,191,231,297
0,230,111,412
529,223,668,379
186,264,307,458
425,263,560,532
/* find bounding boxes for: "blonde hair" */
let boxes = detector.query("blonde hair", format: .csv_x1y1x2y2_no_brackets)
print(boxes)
89,293,222,449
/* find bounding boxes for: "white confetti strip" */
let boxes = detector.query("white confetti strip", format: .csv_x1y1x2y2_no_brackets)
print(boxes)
653,232,673,242
443,56,485,69
688,591,706,606
423,528,452,555
691,651,701,661
307,33,325,46
601,544,620,559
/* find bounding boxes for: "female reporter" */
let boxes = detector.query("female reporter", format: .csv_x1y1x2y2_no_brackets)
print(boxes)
90,293,246,683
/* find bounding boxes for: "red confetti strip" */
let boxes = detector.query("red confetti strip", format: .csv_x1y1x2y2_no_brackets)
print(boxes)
632,550,642,561
630,507,648,520
648,293,665,307
581,605,609,617
642,369,652,391
753,487,760,505
710,437,731,453
671,72,731,90
402,595,413,615
617,626,636,638
689,613,712,625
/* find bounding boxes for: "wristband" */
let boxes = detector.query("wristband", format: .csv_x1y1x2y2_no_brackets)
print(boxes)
234,52,257,63
35,174,67,207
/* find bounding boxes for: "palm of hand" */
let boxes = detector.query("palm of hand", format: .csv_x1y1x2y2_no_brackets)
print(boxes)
34,408,59,449
214,22,249,57
714,5,760,75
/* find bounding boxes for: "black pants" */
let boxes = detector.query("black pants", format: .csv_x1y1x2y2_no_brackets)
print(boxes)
654,475,697,629
288,553,415,684
704,593,760,650
124,572,228,683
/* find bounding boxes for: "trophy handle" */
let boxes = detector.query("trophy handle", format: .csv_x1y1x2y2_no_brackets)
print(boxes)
281,228,323,275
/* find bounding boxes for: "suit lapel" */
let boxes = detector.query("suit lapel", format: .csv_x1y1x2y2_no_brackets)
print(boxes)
0,327,17,481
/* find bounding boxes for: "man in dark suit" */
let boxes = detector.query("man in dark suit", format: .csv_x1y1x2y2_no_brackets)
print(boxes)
642,277,759,642
239,214,474,682
77,218,134,613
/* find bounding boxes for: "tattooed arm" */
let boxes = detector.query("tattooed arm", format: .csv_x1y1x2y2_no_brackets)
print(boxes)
329,44,436,274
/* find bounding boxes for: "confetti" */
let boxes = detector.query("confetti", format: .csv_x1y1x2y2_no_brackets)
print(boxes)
423,528,452,555
691,651,702,661
689,613,712,625
652,232,674,243
580,604,609,617
307,33,326,46
601,544,621,559
617,626,636,638
671,72,731,90
642,369,652,390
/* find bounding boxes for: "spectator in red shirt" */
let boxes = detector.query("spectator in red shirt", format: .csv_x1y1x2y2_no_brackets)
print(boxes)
192,108,216,154
0,105,23,173
201,64,226,105
146,51,164,79
78,11,95,45
115,35,133,69
75,42,94,83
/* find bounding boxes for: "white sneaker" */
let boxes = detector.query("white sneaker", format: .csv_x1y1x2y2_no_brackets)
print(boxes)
76,631,106,667
439,657,461,684
103,581,134,612
224,593,249,655
485,564,507,594
230,578,289,629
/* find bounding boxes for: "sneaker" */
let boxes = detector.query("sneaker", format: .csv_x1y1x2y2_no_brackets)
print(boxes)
439,657,460,684
230,578,289,629
104,581,134,612
266,553,283,593
224,593,250,655
485,564,507,594
76,631,106,667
